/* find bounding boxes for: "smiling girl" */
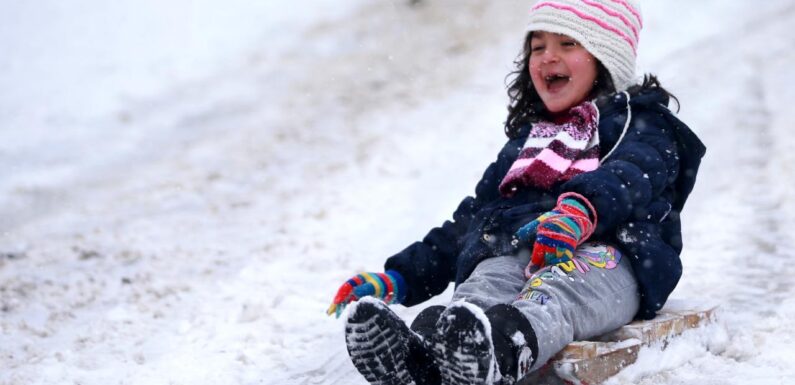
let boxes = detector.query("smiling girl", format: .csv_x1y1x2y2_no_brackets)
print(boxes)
529,31,600,114
328,1,706,384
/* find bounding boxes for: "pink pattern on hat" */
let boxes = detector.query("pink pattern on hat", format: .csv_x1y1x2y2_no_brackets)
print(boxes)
608,0,643,27
582,0,639,41
532,1,637,53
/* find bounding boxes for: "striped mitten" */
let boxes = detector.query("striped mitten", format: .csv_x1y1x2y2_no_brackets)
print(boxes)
326,270,407,318
515,192,597,274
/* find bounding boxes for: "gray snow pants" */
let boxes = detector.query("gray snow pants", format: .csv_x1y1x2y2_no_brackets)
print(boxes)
451,242,640,372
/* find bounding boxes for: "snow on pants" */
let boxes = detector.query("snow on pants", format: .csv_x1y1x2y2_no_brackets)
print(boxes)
450,242,640,372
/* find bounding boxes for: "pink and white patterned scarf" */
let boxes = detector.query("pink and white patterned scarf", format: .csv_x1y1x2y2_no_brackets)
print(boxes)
499,101,600,196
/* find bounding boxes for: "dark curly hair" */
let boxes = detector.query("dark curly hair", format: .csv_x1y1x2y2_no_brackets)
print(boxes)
503,31,679,139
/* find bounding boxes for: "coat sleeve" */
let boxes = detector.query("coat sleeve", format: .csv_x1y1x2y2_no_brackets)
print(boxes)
384,138,518,306
560,108,681,236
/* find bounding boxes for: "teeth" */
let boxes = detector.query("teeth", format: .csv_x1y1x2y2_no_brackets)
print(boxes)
545,74,568,82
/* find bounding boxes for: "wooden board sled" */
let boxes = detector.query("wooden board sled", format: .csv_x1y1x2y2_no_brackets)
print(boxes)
517,303,719,385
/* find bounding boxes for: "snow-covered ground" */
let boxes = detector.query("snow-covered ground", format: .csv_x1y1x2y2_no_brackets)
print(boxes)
2,1,794,384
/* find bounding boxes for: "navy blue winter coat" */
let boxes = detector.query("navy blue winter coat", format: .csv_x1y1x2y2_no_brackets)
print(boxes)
384,87,706,320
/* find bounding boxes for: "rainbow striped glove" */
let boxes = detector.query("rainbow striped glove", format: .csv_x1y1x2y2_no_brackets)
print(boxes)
515,193,597,274
326,270,407,318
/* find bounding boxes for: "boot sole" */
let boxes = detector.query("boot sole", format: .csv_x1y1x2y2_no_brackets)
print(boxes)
345,298,416,385
433,302,498,385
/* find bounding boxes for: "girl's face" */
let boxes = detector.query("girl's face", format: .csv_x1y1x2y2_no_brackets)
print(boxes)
528,31,598,114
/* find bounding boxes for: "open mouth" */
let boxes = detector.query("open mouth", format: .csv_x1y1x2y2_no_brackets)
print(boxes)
544,73,570,92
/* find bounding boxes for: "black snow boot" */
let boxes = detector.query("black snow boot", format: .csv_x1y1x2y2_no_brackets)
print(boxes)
432,302,539,385
484,304,538,384
407,305,445,385
432,302,501,385
345,298,434,385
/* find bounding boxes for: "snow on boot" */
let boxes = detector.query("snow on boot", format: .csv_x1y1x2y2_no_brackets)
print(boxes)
345,297,417,385
484,304,538,384
432,301,501,385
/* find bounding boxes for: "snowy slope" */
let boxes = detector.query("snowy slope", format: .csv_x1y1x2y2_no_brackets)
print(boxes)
1,1,795,384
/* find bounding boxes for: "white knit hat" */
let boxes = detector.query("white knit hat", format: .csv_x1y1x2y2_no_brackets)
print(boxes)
527,0,643,92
